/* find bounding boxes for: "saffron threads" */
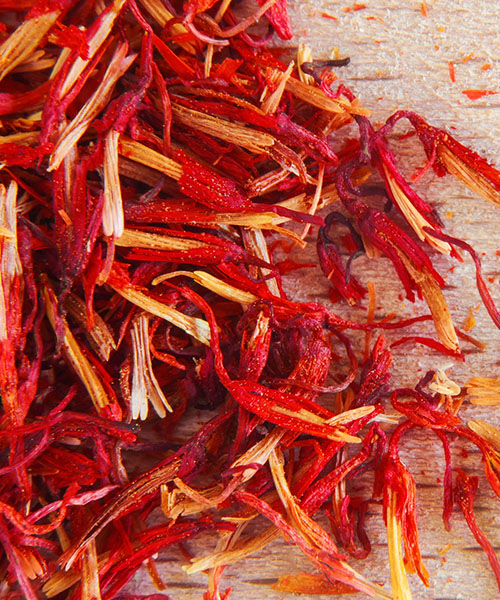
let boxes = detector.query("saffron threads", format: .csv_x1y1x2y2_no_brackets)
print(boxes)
448,60,456,83
0,1,500,600
462,89,498,100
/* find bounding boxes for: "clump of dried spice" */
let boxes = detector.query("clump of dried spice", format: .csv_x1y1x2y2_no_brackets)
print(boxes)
1,1,500,600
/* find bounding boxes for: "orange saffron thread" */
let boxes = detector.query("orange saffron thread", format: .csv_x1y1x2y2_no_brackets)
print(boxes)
462,89,497,100
448,61,456,83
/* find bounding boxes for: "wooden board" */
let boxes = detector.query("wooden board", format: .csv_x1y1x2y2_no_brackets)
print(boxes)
127,2,500,599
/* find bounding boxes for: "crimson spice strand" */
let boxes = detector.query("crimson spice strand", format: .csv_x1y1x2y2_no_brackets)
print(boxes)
1,1,500,599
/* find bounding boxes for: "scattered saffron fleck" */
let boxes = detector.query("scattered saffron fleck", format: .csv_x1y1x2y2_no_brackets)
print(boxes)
439,542,453,555
448,61,456,83
464,307,476,331
462,89,498,100
366,15,387,24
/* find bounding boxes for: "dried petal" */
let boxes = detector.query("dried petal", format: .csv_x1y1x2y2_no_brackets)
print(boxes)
272,572,357,594
130,314,173,420
0,181,22,341
48,43,136,172
58,0,128,98
386,488,413,600
0,5,62,82
64,292,116,361
103,129,124,238
172,103,276,154
63,458,182,570
428,367,461,397
107,267,211,345
81,539,102,600
153,270,258,305
261,61,294,114
396,247,458,352
380,163,451,254
285,76,369,116
118,136,183,180
42,280,113,412
409,112,500,207
235,490,391,600
466,378,500,405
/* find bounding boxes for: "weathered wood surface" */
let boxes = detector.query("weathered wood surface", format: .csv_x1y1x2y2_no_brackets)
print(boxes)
127,2,500,599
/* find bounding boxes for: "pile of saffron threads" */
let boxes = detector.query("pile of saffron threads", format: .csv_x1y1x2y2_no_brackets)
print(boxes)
2,1,500,599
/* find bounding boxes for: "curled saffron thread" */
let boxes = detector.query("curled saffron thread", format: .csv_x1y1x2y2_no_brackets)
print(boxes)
0,1,500,599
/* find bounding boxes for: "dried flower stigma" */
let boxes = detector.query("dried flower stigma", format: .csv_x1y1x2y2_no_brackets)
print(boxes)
0,1,500,599
466,377,500,405
386,489,413,600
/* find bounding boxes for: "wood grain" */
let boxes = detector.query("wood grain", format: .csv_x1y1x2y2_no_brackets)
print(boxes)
126,2,500,599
